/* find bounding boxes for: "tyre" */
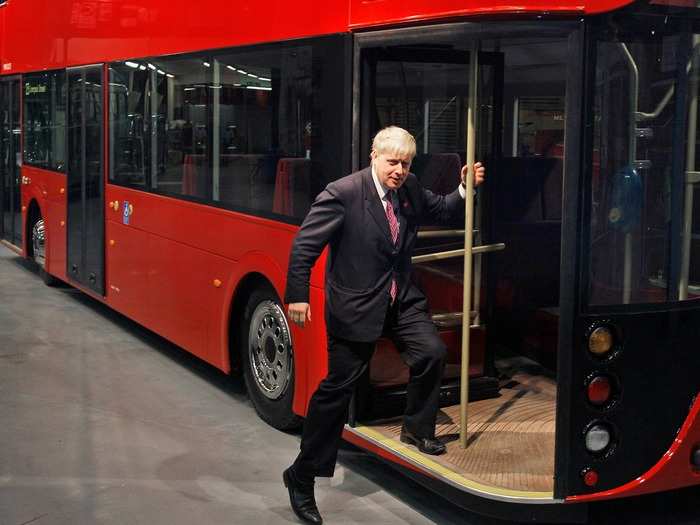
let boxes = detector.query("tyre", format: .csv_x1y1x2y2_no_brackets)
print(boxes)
31,216,58,286
241,287,302,431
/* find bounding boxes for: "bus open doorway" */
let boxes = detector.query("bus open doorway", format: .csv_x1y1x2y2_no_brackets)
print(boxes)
347,26,570,502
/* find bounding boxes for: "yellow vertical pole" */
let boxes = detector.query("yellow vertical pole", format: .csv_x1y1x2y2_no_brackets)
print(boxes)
460,42,478,449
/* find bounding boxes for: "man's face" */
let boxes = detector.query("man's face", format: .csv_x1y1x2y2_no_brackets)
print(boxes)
371,150,412,190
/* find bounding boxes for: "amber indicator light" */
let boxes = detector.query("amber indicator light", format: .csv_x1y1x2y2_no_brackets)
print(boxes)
589,326,614,356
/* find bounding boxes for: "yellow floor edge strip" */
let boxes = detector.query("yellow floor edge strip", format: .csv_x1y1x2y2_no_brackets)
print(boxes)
352,424,555,502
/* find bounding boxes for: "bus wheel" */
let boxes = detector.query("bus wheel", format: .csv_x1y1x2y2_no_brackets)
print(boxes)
31,217,57,286
242,288,301,431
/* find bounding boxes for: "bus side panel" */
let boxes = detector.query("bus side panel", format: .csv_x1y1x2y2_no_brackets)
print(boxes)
45,171,68,282
149,0,349,61
347,0,633,29
1,0,54,72
105,219,151,325
103,186,309,368
147,234,234,369
132,193,300,274
1,0,349,75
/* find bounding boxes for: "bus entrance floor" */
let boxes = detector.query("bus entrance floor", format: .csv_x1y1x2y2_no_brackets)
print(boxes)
0,245,482,525
363,370,556,495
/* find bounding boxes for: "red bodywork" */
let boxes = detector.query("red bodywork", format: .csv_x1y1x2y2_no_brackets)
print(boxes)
568,395,700,502
0,0,637,74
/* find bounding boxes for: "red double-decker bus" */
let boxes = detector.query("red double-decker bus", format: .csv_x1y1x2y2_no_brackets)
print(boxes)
3,0,700,521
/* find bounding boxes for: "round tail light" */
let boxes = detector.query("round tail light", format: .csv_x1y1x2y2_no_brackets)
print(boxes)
587,375,612,406
589,326,614,356
585,423,612,454
582,468,599,487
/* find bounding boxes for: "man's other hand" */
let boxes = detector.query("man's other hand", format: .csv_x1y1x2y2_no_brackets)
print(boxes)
460,161,485,188
287,302,311,327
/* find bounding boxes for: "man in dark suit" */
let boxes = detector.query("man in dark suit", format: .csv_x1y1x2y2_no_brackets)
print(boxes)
282,126,485,524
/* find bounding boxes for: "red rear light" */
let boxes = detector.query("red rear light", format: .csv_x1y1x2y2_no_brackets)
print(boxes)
587,375,612,406
582,468,599,487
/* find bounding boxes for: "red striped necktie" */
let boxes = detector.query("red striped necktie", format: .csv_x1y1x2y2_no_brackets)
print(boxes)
385,193,399,301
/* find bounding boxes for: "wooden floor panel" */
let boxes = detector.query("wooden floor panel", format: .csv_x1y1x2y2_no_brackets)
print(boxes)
366,372,556,493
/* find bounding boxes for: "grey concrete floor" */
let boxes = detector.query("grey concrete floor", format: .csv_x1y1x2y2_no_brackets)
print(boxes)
2,243,700,525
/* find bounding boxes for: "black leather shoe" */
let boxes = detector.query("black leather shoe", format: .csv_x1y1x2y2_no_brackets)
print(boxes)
283,467,323,524
400,429,447,455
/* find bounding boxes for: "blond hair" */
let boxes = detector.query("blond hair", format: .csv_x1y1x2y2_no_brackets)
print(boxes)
371,126,416,159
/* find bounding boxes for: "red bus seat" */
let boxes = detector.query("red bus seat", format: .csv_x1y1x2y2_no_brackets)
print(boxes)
182,153,206,197
218,154,278,211
369,327,486,388
273,158,312,219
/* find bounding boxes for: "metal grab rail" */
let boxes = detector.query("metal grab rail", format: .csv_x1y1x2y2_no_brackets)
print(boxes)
417,229,473,239
431,311,480,329
460,42,479,450
411,243,505,264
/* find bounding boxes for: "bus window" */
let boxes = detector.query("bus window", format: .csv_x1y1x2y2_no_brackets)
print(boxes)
109,56,212,199
23,70,66,172
151,55,212,200
589,15,700,305
212,46,314,217
108,36,349,222
109,64,150,189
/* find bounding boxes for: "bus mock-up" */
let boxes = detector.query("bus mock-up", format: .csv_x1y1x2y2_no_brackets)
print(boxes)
2,0,700,521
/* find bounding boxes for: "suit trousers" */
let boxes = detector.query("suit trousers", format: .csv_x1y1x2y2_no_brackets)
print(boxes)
292,301,447,478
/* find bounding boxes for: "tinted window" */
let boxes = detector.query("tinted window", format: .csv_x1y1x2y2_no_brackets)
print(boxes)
108,35,350,224
151,56,211,199
588,15,700,304
213,46,314,217
109,63,151,188
23,70,67,171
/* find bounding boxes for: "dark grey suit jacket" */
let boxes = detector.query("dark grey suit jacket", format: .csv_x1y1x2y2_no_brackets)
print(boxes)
284,167,464,342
